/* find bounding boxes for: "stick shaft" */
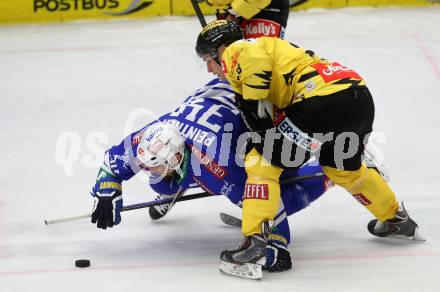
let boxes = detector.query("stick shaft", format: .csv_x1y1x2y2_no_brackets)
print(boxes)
44,214,91,225
190,0,207,27
281,172,325,185
44,192,212,225
120,192,212,212
44,172,325,225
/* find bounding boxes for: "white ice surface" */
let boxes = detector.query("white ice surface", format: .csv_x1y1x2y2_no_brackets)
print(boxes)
1,7,440,292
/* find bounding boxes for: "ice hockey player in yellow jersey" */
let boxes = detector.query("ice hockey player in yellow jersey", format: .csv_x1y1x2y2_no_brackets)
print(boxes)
195,19,424,280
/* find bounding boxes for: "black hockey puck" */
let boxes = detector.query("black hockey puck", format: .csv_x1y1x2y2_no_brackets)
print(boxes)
75,259,91,268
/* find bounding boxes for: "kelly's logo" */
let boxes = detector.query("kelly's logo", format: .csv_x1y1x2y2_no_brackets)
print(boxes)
241,19,281,39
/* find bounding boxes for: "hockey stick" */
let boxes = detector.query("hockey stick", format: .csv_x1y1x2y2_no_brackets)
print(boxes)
44,192,212,225
280,172,325,184
190,0,207,27
220,212,242,227
45,172,325,225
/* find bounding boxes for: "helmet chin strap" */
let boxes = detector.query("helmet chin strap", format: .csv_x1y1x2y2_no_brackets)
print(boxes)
210,50,221,65
209,46,222,65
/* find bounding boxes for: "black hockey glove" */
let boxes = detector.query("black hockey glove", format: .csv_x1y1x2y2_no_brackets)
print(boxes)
235,94,274,133
204,1,242,24
216,8,242,23
90,167,123,229
263,241,292,272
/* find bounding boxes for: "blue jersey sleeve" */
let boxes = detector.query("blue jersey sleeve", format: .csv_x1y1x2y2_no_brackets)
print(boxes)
105,128,144,181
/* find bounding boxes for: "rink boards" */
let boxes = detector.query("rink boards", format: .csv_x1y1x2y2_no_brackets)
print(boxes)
0,0,437,25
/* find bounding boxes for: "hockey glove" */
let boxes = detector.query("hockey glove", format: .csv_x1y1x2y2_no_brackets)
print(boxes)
263,241,292,272
235,94,274,133
91,167,123,229
216,9,240,22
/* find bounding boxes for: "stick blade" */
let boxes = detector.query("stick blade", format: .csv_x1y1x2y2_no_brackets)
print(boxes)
220,212,242,228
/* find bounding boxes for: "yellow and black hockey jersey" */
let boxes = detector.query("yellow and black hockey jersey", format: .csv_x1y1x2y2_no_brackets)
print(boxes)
221,37,366,109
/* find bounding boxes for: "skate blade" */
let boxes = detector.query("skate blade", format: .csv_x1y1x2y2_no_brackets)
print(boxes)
409,227,426,241
219,261,263,280
382,227,426,242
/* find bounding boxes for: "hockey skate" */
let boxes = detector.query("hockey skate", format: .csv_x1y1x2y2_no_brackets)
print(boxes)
367,203,425,241
219,234,267,280
148,193,179,220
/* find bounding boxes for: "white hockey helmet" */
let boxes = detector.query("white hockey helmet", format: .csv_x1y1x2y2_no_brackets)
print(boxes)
137,122,185,172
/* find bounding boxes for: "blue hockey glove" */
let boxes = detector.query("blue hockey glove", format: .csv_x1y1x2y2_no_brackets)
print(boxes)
91,167,123,229
263,238,292,272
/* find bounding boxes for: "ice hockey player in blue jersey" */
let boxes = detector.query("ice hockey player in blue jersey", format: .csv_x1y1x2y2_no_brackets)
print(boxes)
90,78,333,276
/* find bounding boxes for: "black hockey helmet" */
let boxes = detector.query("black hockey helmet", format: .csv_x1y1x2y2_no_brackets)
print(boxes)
196,20,244,64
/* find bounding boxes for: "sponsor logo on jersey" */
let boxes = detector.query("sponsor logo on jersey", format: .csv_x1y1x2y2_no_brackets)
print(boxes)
189,144,227,179
267,233,288,245
243,184,269,200
99,181,122,191
312,62,363,82
241,19,281,38
221,60,227,74
132,133,142,145
277,117,321,153
230,50,241,70
353,193,372,205
137,147,145,156
220,181,235,198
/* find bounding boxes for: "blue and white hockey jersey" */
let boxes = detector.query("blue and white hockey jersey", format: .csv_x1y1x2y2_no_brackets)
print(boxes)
103,78,330,245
